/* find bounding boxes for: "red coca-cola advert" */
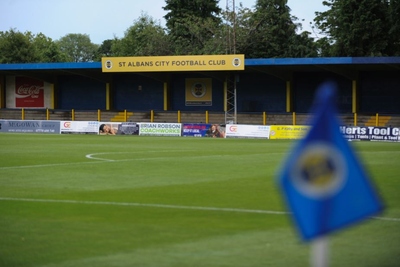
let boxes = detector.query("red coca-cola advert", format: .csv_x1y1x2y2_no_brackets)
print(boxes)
15,77,44,108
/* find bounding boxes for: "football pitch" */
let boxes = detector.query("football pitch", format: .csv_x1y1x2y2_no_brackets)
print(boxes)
0,133,399,267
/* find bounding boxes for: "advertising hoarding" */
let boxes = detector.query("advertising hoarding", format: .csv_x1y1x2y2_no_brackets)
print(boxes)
0,120,60,133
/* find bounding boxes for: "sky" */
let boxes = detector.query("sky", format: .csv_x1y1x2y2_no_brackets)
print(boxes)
1,0,327,45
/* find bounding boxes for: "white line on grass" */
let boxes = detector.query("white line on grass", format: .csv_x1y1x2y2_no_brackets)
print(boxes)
0,197,399,222
0,197,288,215
0,150,200,170
84,151,167,161
370,216,400,222
86,152,117,162
0,151,268,170
0,160,105,170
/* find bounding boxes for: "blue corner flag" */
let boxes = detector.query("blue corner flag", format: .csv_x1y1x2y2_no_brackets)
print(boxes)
277,81,384,241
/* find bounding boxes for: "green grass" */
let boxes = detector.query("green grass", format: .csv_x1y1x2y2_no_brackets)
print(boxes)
0,133,399,267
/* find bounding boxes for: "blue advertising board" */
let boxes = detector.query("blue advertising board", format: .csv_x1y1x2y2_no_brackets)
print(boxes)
182,123,211,137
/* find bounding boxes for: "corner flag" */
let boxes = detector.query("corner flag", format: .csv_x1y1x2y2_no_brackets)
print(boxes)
277,81,384,241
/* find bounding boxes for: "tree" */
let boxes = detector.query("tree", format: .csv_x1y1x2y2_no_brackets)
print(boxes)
32,33,67,62
387,0,400,55
57,34,98,62
314,0,392,56
0,29,36,63
0,29,66,63
225,3,254,54
238,0,317,58
163,0,222,54
112,14,171,56
96,39,114,60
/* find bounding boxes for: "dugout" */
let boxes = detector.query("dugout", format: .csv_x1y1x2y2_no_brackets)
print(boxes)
0,56,399,117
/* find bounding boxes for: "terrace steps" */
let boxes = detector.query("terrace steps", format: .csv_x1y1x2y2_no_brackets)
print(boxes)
110,111,134,122
364,115,391,127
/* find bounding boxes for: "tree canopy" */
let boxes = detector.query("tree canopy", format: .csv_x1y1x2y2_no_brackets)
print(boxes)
111,14,171,56
314,0,400,56
57,34,98,62
0,0,399,63
238,0,317,58
163,0,222,54
0,29,66,63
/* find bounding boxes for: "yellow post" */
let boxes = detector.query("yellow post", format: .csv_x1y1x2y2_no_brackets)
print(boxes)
206,110,209,124
178,110,181,123
72,109,75,121
293,112,296,125
50,84,55,109
352,80,357,113
286,81,292,112
21,108,25,120
105,83,110,110
46,108,50,120
151,110,154,122
97,109,101,122
263,112,266,125
124,109,127,122
163,82,168,111
376,113,379,126
354,112,357,126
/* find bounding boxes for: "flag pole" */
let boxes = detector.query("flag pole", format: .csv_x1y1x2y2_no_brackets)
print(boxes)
311,236,329,267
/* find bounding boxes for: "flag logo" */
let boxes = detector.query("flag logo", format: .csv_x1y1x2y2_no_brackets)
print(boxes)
291,142,347,199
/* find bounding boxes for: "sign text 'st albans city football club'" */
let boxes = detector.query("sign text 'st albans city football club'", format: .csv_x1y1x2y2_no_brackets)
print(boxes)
102,55,245,72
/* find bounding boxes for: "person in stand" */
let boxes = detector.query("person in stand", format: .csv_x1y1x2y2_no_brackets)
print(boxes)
205,124,225,138
99,124,116,135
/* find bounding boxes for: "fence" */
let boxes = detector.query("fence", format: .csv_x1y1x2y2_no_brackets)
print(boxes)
1,108,400,127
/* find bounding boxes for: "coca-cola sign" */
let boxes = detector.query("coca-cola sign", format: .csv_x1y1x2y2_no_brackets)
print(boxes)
15,77,44,107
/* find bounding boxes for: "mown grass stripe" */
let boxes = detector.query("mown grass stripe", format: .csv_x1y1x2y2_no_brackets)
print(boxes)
1,197,399,222
0,197,289,215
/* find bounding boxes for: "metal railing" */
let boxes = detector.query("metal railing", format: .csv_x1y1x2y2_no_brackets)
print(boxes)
0,108,399,127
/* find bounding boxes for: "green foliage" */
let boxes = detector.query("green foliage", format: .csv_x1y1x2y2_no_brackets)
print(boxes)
32,33,68,62
57,33,99,62
0,29,67,63
387,0,400,55
237,0,317,58
163,0,222,54
111,14,171,56
0,29,36,63
314,0,400,56
2,0,400,60
95,39,114,61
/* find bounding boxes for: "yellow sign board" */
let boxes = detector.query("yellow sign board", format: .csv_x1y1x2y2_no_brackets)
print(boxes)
102,55,245,72
269,125,310,139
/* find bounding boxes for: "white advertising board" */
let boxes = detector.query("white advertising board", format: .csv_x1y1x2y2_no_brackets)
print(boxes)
225,124,270,138
60,121,99,134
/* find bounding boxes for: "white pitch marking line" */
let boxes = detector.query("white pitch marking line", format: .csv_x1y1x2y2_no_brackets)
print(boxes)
85,150,198,161
0,150,196,170
0,160,105,170
0,197,288,215
0,197,399,222
85,153,116,162
0,151,269,170
370,216,400,222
